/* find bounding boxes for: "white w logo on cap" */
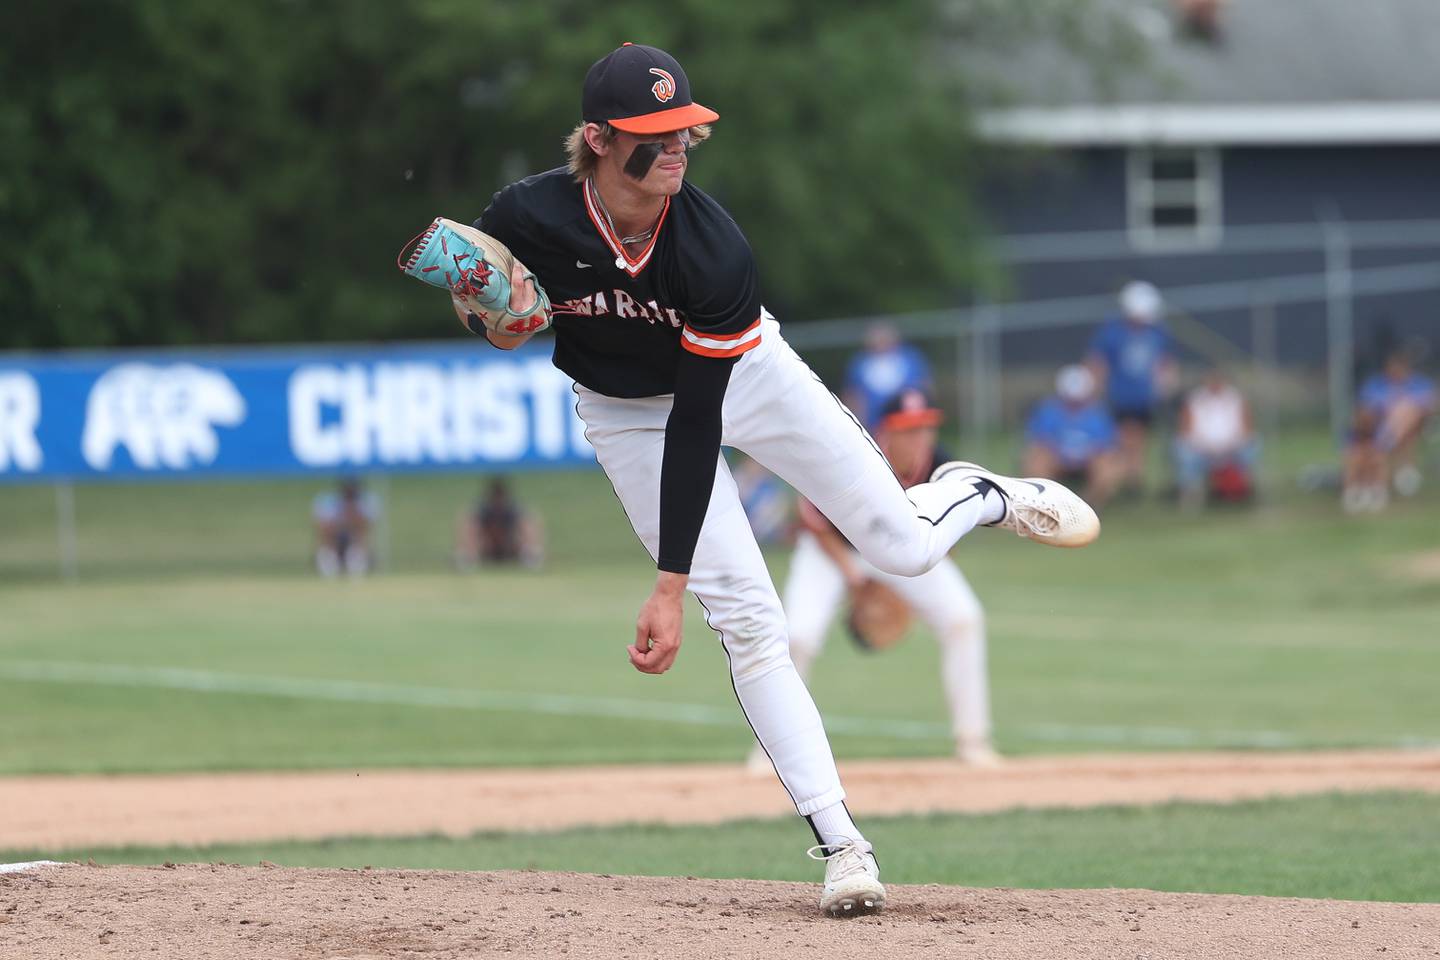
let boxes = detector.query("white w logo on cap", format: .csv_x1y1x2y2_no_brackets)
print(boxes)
648,68,676,103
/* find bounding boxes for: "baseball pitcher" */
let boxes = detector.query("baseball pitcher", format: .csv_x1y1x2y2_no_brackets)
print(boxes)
399,43,1098,916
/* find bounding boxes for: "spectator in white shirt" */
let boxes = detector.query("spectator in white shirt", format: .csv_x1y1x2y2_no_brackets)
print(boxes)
1173,368,1258,510
313,477,380,577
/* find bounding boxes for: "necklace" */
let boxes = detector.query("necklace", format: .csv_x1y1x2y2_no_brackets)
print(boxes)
589,178,660,246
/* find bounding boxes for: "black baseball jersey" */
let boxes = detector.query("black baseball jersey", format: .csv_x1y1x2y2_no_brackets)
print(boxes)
477,167,764,398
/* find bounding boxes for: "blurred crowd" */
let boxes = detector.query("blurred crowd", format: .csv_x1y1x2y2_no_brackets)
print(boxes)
1023,281,1434,515
832,286,1265,519
1026,280,1261,513
740,282,1435,545
310,475,545,578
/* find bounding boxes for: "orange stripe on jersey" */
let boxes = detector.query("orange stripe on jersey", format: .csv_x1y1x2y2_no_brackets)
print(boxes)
682,316,761,342
680,315,763,357
681,336,763,359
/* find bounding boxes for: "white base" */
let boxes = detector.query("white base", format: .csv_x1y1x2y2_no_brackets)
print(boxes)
0,860,67,874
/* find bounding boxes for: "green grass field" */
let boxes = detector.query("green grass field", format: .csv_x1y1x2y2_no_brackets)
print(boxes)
1,454,1438,774
10,793,1438,903
2,444,1438,901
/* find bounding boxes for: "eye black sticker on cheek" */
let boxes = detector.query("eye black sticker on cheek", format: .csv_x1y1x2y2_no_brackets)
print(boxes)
623,141,665,180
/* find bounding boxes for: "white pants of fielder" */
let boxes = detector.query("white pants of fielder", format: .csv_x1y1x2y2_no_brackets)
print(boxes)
783,531,992,752
575,316,993,819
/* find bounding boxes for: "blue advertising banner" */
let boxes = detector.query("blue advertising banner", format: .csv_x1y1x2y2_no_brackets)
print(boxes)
0,341,594,483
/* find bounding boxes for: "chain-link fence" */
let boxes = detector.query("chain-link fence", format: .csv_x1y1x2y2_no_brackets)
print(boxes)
784,219,1440,474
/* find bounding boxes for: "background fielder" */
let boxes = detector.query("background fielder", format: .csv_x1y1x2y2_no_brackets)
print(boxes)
748,389,997,770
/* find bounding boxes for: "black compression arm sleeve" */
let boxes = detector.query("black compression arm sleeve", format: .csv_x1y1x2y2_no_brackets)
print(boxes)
656,351,738,574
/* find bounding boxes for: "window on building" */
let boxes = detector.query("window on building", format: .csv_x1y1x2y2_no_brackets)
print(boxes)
1127,146,1222,250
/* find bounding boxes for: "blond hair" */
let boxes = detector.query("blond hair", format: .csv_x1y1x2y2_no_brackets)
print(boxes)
564,122,712,181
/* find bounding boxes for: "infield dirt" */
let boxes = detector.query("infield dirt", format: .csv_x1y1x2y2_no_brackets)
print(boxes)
4,749,1439,850
6,752,1440,958
4,862,1439,960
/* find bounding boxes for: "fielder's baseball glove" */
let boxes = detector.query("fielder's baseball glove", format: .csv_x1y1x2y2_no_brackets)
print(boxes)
845,579,912,652
397,217,553,337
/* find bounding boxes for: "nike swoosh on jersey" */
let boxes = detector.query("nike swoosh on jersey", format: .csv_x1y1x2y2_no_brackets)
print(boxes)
576,260,592,269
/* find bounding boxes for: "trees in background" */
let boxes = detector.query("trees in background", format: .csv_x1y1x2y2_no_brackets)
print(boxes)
0,0,1130,348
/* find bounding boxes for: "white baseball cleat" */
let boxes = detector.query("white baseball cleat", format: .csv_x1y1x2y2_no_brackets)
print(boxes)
955,739,1004,768
931,461,1100,548
809,840,886,917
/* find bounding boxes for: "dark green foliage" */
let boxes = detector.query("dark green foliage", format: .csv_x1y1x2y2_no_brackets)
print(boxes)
0,1,1127,347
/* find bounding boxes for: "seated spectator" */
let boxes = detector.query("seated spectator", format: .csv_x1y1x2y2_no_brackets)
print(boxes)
1349,349,1437,504
1344,408,1389,514
1023,365,1122,508
455,477,545,570
843,321,933,431
313,477,379,577
1173,368,1259,510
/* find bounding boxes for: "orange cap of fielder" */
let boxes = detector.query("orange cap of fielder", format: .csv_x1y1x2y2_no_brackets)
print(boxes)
878,388,944,432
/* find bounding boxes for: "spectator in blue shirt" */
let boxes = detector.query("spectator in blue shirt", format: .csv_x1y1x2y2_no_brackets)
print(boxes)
1023,365,1121,508
1345,349,1436,509
1087,281,1178,495
844,322,933,431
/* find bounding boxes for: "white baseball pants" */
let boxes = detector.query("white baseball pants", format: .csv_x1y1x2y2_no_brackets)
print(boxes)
782,531,992,749
574,315,990,815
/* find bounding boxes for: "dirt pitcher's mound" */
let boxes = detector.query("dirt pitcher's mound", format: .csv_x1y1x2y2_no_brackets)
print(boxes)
3,864,1437,960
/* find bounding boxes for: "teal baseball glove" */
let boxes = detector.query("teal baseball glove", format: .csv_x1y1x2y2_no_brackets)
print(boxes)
397,217,552,337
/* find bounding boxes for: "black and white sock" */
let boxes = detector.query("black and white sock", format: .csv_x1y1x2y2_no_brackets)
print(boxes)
807,802,866,853
971,478,1008,525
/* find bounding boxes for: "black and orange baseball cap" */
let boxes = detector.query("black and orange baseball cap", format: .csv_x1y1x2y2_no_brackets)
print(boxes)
582,43,719,135
878,389,944,432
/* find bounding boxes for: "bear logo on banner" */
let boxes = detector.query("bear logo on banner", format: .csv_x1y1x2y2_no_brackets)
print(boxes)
81,363,246,471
